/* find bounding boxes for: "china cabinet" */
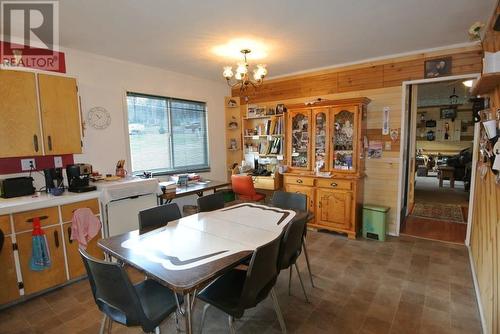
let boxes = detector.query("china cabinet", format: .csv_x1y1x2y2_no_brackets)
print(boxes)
284,98,370,239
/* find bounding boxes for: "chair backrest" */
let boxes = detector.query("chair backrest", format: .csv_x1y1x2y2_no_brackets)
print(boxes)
231,175,257,197
239,231,284,309
79,249,144,327
271,191,307,212
197,192,225,212
138,203,181,234
278,217,307,270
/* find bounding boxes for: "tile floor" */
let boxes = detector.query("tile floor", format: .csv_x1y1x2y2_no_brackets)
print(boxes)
0,231,482,334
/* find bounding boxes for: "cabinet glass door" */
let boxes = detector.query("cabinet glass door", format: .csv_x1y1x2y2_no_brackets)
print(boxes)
290,110,310,169
331,109,356,171
313,111,328,172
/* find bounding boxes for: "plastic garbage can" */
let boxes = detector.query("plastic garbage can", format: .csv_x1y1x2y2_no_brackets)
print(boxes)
362,204,390,241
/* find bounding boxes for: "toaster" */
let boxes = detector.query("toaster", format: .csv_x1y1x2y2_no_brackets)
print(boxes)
0,177,36,198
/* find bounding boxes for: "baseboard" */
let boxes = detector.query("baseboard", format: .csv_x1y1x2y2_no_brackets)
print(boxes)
467,245,487,334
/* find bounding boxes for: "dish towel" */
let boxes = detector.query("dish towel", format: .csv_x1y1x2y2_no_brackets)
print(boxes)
71,208,102,250
30,217,51,271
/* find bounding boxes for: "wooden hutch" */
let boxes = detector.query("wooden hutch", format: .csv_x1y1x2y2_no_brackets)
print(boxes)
284,97,370,239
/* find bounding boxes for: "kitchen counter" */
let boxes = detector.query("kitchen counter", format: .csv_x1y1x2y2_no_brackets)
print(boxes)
0,190,101,215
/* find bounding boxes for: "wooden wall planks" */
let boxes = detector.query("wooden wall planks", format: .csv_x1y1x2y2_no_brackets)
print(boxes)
233,46,482,104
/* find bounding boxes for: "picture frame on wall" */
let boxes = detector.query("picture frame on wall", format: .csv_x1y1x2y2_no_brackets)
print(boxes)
440,107,457,120
276,103,286,115
424,57,452,78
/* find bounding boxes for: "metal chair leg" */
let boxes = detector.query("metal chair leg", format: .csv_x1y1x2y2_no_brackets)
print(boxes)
175,294,185,316
270,288,287,334
106,317,113,334
288,266,292,296
99,314,107,334
302,238,315,288
155,326,161,334
228,315,236,334
294,263,310,303
200,304,210,334
175,309,180,332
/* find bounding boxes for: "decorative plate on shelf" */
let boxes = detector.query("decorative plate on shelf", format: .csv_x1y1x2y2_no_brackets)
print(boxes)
87,107,111,129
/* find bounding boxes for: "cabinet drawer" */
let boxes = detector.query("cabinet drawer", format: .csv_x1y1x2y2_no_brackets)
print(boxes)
0,215,11,235
316,178,353,190
284,176,315,186
61,198,100,222
13,207,59,233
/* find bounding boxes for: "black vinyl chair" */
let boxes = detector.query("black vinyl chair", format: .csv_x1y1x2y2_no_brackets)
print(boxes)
138,203,181,234
271,191,315,288
197,192,225,212
278,216,310,302
79,249,181,334
197,232,287,334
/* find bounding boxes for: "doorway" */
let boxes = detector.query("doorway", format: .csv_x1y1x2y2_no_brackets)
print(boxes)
398,76,478,243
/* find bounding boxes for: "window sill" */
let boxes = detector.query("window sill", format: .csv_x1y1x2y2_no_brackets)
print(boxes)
133,167,211,177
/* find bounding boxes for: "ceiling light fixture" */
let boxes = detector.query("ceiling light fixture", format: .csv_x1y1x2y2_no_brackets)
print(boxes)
222,49,267,92
462,80,474,88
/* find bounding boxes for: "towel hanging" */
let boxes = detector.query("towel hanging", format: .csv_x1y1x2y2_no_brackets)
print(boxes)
30,217,51,271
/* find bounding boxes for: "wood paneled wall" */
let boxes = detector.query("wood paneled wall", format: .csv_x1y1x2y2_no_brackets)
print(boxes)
233,46,482,104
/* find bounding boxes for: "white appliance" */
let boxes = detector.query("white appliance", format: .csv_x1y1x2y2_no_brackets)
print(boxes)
93,177,160,237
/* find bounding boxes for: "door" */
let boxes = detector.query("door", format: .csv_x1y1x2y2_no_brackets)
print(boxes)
316,188,352,230
312,108,330,172
0,70,42,158
406,85,418,214
63,222,103,279
0,215,20,304
330,106,359,172
288,109,311,170
38,74,82,154
284,184,315,221
16,225,66,295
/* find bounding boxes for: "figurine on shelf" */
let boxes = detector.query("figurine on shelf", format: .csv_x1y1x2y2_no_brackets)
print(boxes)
315,159,324,175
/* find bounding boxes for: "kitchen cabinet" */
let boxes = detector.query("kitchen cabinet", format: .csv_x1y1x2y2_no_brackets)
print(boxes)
16,225,66,295
38,74,82,154
284,98,369,239
0,70,42,158
0,215,20,305
0,69,82,158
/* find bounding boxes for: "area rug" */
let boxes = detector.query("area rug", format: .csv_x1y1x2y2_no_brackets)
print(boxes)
411,203,466,223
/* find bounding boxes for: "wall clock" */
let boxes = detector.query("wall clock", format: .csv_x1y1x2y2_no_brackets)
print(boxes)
87,107,111,129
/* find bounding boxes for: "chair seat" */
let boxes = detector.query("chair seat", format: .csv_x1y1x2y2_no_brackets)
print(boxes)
238,192,266,201
134,279,180,325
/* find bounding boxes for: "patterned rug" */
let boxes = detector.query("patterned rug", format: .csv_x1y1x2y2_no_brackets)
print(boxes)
411,203,466,223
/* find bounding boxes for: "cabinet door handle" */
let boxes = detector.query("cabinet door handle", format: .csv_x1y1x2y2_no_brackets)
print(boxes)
330,182,338,187
47,135,52,151
54,230,59,248
296,179,303,184
68,227,72,244
33,134,39,152
318,201,322,208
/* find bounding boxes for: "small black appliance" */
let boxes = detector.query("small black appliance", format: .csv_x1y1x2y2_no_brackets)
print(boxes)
0,177,35,198
66,163,97,193
44,167,65,193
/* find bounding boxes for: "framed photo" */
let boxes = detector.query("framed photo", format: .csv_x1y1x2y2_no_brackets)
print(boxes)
276,103,286,115
266,107,276,115
424,57,452,78
440,107,457,119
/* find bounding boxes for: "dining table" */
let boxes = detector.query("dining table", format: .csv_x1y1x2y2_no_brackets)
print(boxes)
97,202,307,334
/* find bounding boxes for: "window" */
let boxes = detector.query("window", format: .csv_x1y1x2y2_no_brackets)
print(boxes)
126,92,209,174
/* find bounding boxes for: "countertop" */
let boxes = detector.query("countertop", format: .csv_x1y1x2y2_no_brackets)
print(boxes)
0,190,101,215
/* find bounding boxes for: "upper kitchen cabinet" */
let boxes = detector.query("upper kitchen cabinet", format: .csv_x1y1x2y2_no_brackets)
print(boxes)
38,74,82,154
0,70,42,158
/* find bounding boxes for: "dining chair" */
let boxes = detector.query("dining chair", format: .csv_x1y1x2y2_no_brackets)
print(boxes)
197,232,287,334
138,203,181,234
278,215,310,302
197,191,225,212
231,175,266,202
79,249,182,334
271,191,315,288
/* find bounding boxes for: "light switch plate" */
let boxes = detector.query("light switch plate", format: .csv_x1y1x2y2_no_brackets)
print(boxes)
21,158,36,171
54,156,63,168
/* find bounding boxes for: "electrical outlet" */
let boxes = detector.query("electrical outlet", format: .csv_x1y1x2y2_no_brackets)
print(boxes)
54,156,63,168
21,158,36,171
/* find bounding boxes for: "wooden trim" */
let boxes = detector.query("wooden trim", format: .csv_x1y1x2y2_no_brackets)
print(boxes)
286,97,371,110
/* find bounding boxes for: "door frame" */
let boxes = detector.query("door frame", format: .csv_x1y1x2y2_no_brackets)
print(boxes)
395,73,480,242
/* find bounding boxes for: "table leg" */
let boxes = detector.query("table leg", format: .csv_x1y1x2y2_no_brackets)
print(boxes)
185,292,193,334
450,175,455,188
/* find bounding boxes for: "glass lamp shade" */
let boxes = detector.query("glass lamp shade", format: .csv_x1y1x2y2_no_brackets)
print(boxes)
223,66,234,79
235,71,243,81
236,63,248,75
253,64,267,81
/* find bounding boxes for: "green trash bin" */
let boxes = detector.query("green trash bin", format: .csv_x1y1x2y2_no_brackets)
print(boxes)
362,204,390,241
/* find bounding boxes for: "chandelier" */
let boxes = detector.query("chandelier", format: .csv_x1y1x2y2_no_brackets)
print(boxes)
222,49,267,92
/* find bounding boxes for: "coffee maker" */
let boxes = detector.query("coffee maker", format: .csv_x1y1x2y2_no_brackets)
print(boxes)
43,168,64,193
66,163,97,193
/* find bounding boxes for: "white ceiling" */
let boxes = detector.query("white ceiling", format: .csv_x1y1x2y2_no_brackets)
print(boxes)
55,0,495,82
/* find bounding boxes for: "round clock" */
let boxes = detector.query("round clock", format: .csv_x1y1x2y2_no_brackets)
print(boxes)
87,107,111,129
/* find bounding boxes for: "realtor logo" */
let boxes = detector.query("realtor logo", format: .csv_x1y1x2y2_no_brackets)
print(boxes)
0,1,62,71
